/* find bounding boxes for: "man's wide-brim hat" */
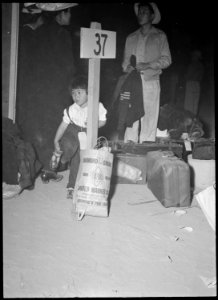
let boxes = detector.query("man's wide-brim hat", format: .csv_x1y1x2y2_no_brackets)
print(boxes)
134,2,161,24
23,3,78,13
35,3,78,11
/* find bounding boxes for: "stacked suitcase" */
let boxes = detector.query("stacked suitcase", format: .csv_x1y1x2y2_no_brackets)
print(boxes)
110,141,191,208
146,151,191,207
109,139,184,158
192,138,215,160
111,153,147,184
110,140,184,185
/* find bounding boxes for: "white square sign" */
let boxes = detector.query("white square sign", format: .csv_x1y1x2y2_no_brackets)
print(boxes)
80,27,116,59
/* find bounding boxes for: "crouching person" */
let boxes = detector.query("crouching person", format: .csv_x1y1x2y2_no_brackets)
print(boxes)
42,75,107,199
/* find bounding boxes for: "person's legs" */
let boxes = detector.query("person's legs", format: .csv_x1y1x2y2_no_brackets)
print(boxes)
59,126,80,189
57,124,81,198
40,126,79,184
139,79,160,142
60,136,78,165
192,82,200,116
184,81,200,115
66,147,80,189
184,81,193,112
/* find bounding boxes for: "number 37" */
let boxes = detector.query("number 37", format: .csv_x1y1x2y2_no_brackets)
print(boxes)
94,33,108,56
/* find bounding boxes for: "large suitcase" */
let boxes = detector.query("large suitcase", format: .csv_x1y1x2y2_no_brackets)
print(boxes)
146,150,191,207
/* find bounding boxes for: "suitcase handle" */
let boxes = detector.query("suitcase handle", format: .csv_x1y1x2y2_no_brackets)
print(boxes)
161,151,182,161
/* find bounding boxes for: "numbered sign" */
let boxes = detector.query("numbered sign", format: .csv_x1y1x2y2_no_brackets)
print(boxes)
80,27,116,59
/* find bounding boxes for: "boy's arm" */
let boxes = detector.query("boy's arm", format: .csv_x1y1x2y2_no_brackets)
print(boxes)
98,103,107,128
54,121,68,151
98,120,106,128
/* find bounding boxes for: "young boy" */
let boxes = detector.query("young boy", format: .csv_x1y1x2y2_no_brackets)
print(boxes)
52,75,107,198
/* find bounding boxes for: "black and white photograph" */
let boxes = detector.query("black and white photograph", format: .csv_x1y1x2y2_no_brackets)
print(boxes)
2,2,215,297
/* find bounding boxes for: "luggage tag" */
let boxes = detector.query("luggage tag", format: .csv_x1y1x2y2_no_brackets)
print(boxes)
78,132,87,150
182,132,192,151
184,139,192,151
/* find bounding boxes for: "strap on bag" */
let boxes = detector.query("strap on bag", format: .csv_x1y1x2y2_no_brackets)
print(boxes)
66,107,86,132
66,107,73,124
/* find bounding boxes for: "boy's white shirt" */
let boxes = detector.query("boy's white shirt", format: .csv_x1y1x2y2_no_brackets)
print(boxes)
63,102,107,149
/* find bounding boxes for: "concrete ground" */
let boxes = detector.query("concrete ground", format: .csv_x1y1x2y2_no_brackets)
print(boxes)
3,170,216,297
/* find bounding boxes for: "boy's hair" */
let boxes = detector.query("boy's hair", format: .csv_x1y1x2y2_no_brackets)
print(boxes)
138,2,154,14
69,75,88,94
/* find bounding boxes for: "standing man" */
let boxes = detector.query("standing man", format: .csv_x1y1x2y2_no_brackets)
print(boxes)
122,2,172,142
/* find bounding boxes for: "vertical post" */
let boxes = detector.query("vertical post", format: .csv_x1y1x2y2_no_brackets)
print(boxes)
86,22,101,149
8,3,19,122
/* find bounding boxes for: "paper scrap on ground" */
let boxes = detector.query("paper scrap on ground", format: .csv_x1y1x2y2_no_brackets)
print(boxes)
172,210,187,216
200,276,216,288
179,226,193,232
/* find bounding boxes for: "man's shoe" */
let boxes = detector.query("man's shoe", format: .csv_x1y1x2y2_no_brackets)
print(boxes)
40,170,63,184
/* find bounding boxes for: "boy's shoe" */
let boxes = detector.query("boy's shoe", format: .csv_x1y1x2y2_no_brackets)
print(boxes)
67,188,74,199
40,170,63,184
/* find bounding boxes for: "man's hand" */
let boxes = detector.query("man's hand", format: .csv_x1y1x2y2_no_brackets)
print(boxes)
54,142,61,153
126,65,135,73
136,62,151,71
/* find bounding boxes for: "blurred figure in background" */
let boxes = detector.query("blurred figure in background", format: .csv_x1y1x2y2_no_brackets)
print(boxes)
184,49,204,116
16,4,77,181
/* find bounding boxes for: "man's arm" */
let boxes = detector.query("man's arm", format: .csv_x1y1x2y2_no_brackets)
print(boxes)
122,37,136,73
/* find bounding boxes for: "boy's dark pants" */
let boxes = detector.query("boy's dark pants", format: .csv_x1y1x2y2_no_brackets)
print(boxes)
60,124,85,189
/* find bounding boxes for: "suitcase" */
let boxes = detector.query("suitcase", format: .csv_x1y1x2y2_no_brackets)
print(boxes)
192,138,215,160
109,139,184,159
111,153,147,184
146,150,191,207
